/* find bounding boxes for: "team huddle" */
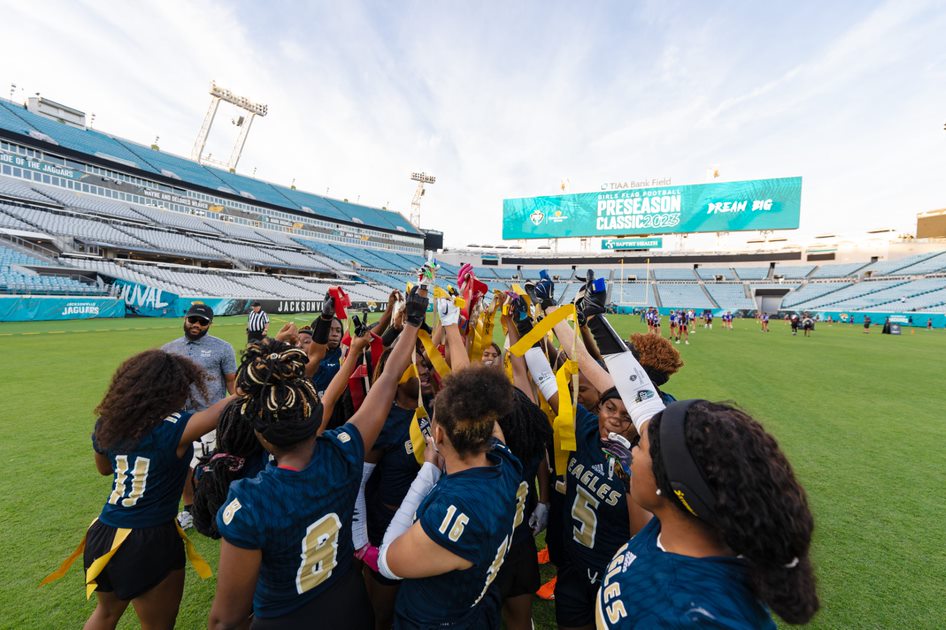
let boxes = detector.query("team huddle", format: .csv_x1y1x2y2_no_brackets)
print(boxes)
46,264,820,629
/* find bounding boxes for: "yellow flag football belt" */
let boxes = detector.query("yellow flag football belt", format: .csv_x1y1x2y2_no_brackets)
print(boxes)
40,518,212,597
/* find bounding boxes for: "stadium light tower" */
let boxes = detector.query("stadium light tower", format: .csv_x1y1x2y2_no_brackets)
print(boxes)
409,171,436,228
192,81,268,171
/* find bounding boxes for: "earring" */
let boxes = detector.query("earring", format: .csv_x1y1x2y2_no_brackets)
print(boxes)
655,489,662,496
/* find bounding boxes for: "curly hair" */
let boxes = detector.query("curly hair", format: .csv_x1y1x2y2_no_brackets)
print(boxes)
629,333,683,386
433,365,514,456
497,389,552,465
648,402,819,624
238,338,321,449
95,349,208,451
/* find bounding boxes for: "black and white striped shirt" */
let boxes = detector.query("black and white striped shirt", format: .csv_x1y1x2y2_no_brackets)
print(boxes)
248,309,269,332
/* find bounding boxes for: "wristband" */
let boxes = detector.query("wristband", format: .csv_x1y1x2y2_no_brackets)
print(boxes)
311,315,332,345
380,326,401,347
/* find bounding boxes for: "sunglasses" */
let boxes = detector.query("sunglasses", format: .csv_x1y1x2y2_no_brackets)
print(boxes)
187,316,210,325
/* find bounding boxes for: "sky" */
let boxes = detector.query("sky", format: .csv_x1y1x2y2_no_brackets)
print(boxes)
0,0,944,248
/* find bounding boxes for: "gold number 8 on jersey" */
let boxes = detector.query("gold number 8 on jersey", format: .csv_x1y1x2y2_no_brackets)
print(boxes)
296,513,341,594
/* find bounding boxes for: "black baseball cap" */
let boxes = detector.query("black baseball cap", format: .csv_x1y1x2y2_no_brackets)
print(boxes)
186,302,214,322
252,301,262,307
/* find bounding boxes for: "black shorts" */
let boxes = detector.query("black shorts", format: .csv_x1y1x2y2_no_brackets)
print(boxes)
83,519,184,601
553,561,602,627
252,566,373,630
247,331,266,343
496,534,540,600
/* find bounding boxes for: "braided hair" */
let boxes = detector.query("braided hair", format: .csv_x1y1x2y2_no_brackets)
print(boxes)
239,338,322,448
191,339,321,538
648,402,819,624
497,389,552,466
192,399,262,538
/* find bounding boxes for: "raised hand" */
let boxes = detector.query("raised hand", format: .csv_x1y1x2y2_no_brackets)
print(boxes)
404,285,429,328
534,270,555,310
457,262,474,289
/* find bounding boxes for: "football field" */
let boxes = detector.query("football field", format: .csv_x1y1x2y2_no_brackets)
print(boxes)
1,314,943,629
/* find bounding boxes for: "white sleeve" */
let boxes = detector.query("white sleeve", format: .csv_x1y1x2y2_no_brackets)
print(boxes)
377,462,441,580
351,462,376,549
524,347,558,401
602,351,666,433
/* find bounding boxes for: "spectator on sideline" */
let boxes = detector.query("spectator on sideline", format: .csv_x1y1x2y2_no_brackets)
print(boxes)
246,301,269,344
162,302,236,530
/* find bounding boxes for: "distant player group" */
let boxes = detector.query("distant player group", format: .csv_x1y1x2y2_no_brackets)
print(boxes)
45,264,820,629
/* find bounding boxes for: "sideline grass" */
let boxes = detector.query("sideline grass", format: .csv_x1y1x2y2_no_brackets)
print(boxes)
1,315,943,628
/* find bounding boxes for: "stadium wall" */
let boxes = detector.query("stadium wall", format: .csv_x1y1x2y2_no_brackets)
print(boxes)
0,295,123,321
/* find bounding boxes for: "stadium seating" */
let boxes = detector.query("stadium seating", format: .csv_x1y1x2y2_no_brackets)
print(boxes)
655,283,714,309
704,284,755,310
859,252,940,277
892,251,946,276
0,176,62,205
696,267,733,280
611,282,651,305
808,262,868,278
794,279,907,310
774,265,815,279
652,268,697,281
29,183,149,222
1,205,149,249
0,101,153,171
732,267,770,280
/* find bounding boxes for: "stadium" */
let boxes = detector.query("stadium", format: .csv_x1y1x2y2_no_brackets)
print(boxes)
3,4,945,630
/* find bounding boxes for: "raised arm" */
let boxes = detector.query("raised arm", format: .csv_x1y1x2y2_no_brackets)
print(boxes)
305,294,335,379
177,394,238,458
319,329,373,430
583,275,664,434
347,286,427,451
549,305,614,394
439,296,469,371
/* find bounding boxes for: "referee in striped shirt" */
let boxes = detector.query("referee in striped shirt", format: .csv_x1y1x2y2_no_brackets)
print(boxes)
247,301,269,344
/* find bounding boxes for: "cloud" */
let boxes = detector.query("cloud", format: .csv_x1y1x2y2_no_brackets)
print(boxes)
0,0,944,249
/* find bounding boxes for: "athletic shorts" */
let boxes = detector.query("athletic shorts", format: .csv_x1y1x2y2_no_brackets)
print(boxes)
83,519,184,601
366,564,401,588
190,430,217,468
496,534,540,600
247,331,266,344
553,560,602,628
252,566,373,630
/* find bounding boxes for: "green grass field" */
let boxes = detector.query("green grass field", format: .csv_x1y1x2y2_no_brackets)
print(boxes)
2,314,944,629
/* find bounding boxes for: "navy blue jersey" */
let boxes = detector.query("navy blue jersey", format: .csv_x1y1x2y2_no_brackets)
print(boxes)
311,347,342,397
596,519,775,629
563,406,629,575
511,452,543,547
216,424,364,619
95,411,194,529
394,440,525,629
366,404,420,545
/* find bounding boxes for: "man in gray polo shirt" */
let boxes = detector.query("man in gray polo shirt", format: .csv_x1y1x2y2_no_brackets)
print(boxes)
161,301,236,529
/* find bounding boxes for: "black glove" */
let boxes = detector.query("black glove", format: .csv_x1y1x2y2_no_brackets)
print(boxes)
573,270,595,326
352,314,370,338
510,295,534,340
534,270,555,310
311,293,335,344
583,274,625,355
404,285,429,328
523,281,538,307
